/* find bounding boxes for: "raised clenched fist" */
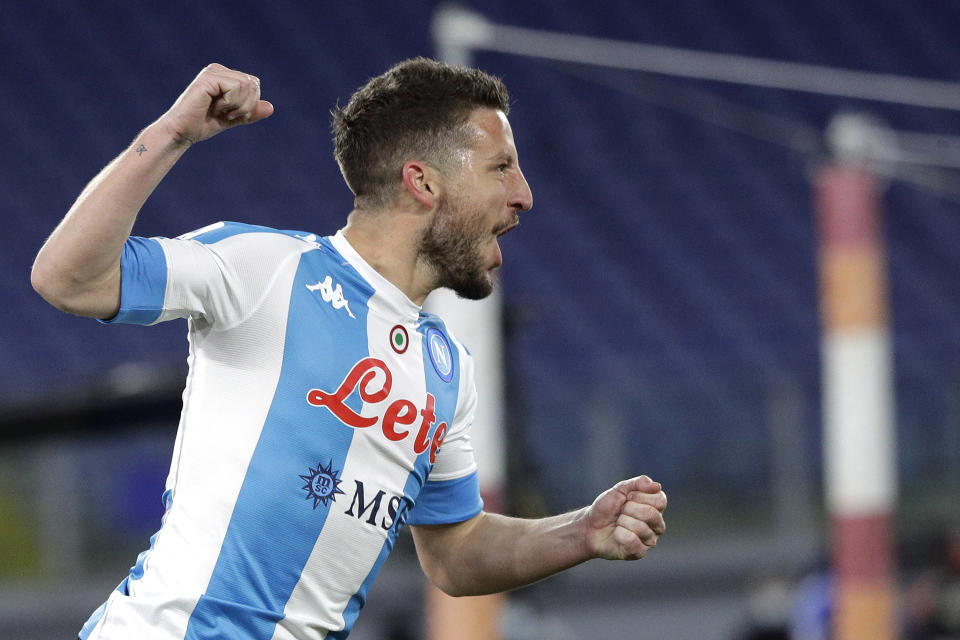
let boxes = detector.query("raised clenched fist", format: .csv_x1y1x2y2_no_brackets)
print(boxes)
158,63,274,145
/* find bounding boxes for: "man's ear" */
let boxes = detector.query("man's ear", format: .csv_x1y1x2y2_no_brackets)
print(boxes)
401,160,442,209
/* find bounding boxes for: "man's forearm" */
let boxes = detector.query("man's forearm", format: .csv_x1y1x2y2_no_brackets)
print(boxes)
412,476,667,597
31,122,190,318
413,509,592,597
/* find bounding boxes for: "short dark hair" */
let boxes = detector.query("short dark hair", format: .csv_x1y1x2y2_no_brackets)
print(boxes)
331,57,510,210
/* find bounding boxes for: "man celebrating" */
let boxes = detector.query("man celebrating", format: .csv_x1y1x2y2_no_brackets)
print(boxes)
32,59,667,639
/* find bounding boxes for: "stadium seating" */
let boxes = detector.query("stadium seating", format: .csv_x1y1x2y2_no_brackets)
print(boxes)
3,0,959,510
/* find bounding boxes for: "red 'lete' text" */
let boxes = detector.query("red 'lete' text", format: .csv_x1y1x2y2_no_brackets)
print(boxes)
306,357,448,463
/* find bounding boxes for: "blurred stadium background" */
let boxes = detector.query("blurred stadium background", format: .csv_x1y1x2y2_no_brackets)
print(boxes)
2,1,959,638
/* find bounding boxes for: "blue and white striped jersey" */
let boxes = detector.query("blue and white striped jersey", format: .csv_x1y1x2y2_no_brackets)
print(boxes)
80,222,483,640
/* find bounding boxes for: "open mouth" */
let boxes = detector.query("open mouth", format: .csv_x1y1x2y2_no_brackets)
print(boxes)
488,214,520,269
494,214,520,238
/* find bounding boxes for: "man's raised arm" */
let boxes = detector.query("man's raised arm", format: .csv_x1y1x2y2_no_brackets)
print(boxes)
30,63,273,319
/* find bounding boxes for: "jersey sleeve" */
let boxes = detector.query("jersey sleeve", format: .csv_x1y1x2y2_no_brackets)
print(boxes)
406,341,484,525
102,222,306,328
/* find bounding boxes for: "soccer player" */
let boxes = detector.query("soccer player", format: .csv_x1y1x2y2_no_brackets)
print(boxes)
32,59,667,639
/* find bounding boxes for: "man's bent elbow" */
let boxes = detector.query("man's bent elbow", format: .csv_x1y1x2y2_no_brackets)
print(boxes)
426,574,476,598
416,558,469,597
421,563,499,598
31,259,64,308
30,259,120,319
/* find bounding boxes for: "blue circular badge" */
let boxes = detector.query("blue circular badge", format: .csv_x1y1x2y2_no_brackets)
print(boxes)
426,328,454,383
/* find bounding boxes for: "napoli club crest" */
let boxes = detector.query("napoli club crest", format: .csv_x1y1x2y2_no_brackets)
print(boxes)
425,328,453,383
300,460,345,509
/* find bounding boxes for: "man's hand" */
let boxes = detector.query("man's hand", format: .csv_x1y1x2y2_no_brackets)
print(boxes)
158,63,274,146
584,475,667,561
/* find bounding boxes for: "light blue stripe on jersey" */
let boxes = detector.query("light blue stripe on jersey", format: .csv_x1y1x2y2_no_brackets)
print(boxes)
78,598,110,640
405,318,483,526
411,317,469,522
80,501,173,635
183,241,373,640
128,490,173,583
99,237,167,325
329,317,467,639
79,494,169,638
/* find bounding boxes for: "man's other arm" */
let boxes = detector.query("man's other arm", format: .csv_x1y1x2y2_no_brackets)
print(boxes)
410,475,667,596
31,63,273,319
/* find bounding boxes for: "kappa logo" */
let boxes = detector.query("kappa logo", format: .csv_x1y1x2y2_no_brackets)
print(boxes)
306,276,356,319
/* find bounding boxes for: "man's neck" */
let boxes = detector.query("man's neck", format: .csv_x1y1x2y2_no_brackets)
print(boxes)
340,208,435,306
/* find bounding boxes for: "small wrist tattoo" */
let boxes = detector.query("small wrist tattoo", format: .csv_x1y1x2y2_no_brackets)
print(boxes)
135,144,148,156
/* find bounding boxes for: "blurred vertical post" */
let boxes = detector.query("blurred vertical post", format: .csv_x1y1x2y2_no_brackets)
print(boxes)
425,7,507,639
422,288,507,640
815,149,898,639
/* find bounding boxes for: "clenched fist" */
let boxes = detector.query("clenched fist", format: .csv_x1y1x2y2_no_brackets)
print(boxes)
158,63,274,146
584,475,668,561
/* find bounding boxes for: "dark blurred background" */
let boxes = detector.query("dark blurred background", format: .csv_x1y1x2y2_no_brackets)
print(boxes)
2,1,959,638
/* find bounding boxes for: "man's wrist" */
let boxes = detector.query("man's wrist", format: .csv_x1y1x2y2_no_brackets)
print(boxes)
569,506,596,562
137,119,195,155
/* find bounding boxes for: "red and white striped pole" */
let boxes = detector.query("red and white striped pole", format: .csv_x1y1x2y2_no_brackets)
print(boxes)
815,162,898,640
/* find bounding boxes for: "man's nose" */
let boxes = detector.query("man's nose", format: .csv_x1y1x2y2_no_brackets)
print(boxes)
511,167,533,212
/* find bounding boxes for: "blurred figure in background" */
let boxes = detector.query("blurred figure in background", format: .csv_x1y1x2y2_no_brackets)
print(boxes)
904,526,960,639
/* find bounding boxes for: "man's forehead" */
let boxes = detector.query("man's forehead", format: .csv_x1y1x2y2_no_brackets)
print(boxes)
466,108,516,155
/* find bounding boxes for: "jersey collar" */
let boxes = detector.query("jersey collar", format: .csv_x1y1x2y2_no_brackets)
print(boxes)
330,230,422,321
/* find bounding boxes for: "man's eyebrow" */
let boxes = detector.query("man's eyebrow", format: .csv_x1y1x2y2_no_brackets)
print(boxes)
489,151,515,163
